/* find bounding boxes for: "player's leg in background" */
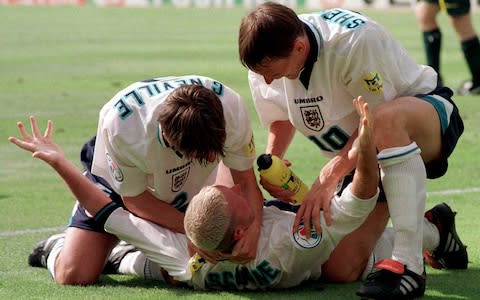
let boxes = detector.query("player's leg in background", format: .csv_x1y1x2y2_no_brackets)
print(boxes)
447,0,480,94
415,1,443,86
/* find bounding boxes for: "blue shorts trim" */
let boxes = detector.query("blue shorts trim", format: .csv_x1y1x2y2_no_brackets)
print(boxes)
421,95,448,134
416,86,464,178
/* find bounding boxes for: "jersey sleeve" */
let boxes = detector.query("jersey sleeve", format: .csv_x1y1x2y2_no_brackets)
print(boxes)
91,108,149,197
341,23,436,104
221,89,257,172
248,71,290,127
325,184,378,244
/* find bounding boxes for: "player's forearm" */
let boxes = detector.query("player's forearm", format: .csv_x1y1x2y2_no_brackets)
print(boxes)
349,143,378,200
266,120,296,157
123,192,186,234
50,156,110,215
320,155,355,185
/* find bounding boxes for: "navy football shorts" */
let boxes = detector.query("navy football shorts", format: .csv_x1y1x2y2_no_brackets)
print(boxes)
68,136,124,233
416,86,464,179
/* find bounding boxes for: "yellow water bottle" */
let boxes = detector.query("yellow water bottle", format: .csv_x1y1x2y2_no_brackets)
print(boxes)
256,154,309,205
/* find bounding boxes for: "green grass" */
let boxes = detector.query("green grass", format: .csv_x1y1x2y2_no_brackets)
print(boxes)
0,5,479,300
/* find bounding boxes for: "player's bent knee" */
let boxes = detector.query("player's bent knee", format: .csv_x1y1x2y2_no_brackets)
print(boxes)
372,103,398,126
54,265,100,285
372,103,408,145
55,265,101,285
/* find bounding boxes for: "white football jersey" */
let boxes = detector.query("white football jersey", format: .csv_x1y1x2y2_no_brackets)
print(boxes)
92,75,255,207
249,8,437,158
104,184,377,289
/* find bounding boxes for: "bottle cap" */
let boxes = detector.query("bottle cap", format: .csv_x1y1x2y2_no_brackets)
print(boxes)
257,154,273,171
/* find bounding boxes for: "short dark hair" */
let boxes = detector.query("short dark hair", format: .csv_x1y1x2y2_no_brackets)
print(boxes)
158,84,226,165
238,2,305,71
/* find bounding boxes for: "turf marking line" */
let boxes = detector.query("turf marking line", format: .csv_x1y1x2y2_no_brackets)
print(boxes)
0,188,479,238
0,226,64,237
427,187,480,196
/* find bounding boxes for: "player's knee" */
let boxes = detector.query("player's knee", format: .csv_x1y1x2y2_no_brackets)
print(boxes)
54,265,99,285
415,11,429,26
372,104,402,141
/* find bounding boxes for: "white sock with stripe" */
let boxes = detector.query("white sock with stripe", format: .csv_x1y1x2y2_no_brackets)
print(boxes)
378,142,426,275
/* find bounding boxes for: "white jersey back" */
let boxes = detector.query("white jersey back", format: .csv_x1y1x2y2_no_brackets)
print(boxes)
92,75,255,207
249,8,437,158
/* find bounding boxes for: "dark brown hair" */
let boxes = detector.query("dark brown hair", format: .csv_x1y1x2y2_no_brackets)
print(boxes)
158,84,226,165
238,1,305,71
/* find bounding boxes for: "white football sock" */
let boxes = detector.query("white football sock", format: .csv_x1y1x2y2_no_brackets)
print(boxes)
378,142,425,275
423,216,440,252
361,228,396,280
46,237,64,280
362,220,440,279
118,251,165,282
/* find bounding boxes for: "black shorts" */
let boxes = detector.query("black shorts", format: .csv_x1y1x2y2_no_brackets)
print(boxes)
68,136,124,233
415,86,464,179
420,0,470,16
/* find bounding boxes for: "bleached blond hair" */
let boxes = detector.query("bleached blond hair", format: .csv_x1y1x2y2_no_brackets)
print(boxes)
184,186,235,252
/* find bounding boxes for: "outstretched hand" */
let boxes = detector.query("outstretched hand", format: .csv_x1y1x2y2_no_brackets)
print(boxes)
8,116,63,165
349,96,374,159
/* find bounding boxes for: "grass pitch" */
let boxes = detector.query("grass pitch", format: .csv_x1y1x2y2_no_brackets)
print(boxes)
0,5,479,300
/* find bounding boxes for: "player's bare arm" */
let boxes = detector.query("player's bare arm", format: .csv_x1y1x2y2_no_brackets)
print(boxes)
349,96,378,199
266,120,296,158
123,192,186,234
